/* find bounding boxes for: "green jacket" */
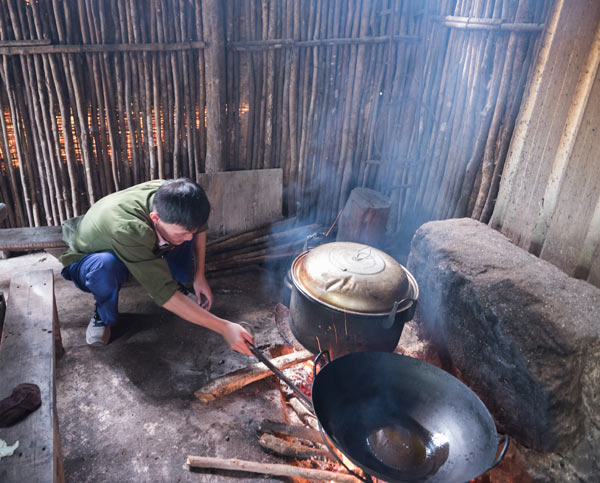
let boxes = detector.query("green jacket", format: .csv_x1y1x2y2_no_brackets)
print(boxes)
59,180,206,306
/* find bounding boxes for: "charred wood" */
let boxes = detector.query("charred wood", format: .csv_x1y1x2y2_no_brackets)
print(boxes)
194,349,311,403
258,419,322,444
257,433,332,461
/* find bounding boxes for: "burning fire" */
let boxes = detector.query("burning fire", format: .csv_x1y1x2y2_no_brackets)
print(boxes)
273,349,372,482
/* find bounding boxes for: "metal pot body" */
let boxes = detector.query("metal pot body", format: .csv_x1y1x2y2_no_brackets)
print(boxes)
289,283,417,356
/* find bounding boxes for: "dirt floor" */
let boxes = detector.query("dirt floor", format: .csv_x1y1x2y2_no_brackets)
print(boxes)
0,252,301,482
0,251,426,483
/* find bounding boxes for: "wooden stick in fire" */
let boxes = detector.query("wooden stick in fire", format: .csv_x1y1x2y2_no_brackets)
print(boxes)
258,418,322,444
186,456,360,482
194,349,312,403
258,433,332,461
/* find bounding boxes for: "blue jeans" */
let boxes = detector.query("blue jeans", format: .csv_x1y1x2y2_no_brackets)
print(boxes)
61,240,194,326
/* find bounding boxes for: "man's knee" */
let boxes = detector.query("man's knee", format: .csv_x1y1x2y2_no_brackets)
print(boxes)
84,253,128,295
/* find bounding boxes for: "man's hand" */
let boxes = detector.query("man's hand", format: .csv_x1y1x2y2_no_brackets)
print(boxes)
221,322,254,356
193,275,213,310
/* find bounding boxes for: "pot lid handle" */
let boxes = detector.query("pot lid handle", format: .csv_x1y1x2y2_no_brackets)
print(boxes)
381,300,401,329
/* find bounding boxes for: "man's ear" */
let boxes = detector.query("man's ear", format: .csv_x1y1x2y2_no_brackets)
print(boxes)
149,211,159,223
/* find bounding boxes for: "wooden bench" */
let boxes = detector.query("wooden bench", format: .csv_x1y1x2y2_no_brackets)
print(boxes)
0,269,64,483
0,203,67,258
0,226,67,255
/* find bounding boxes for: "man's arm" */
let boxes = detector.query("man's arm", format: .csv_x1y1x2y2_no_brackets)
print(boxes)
192,231,213,309
162,290,254,355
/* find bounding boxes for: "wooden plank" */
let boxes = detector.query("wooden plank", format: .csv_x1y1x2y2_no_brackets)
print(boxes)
493,1,600,248
198,169,283,237
0,270,64,483
541,66,600,278
529,16,600,256
0,226,66,252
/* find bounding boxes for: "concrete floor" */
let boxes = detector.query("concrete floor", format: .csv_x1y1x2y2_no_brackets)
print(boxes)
0,252,296,482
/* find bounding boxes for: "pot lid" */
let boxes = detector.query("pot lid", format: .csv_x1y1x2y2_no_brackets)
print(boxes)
291,242,411,314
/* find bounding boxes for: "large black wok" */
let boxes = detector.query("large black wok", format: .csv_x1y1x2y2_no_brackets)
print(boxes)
250,346,508,482
312,351,508,482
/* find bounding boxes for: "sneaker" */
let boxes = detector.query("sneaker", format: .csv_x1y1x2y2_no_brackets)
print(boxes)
86,310,111,346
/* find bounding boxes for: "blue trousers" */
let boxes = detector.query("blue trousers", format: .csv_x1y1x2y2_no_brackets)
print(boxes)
61,241,194,326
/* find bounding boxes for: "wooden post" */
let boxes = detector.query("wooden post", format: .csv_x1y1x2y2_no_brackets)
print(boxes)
336,187,391,249
202,0,226,173
0,203,7,224
0,292,5,329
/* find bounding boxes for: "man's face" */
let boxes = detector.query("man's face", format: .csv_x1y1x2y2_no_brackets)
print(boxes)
150,211,195,246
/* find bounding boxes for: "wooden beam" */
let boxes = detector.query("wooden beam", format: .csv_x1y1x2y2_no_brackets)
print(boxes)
0,41,205,56
228,35,421,51
0,40,51,47
437,16,545,32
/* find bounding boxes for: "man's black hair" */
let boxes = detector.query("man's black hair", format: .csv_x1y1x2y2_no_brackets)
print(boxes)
152,178,210,231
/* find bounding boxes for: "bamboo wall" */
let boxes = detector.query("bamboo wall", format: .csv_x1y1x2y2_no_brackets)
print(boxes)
0,0,209,228
0,0,552,235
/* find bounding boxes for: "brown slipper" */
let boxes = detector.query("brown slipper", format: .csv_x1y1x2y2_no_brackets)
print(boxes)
0,383,42,427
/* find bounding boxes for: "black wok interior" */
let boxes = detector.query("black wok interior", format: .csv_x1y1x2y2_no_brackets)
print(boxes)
311,352,498,482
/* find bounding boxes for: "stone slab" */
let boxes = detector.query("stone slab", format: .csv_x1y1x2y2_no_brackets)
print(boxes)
406,218,600,461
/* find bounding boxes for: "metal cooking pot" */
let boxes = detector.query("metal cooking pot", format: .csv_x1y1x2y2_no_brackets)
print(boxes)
249,346,509,483
288,242,419,356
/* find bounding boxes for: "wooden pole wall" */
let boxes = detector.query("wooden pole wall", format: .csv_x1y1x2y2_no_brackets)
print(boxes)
0,0,550,234
0,0,210,227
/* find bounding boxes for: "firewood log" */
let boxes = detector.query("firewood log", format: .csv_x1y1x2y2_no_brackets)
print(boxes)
186,455,360,482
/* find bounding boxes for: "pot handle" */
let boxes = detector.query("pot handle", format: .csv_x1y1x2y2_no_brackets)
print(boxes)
303,231,327,251
490,434,510,469
313,350,331,379
381,300,401,329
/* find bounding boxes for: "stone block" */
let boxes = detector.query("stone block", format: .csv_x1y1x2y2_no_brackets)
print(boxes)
407,218,600,458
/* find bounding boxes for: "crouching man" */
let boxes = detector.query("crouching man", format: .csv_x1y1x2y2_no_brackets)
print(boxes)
59,178,254,355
